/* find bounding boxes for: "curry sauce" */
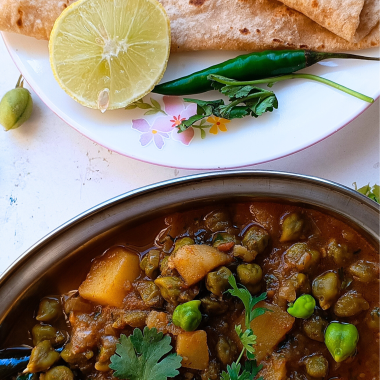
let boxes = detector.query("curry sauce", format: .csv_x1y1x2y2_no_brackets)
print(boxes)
2,201,379,380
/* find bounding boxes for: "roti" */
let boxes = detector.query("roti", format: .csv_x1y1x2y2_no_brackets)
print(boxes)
277,0,379,42
0,0,379,51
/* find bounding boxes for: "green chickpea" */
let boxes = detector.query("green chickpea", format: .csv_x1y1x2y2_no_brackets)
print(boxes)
154,276,182,305
140,250,160,279
204,210,231,232
241,225,269,257
201,296,229,316
112,310,148,329
312,271,341,310
61,343,93,364
284,243,320,272
237,263,262,286
36,297,61,322
366,307,380,329
31,324,66,346
213,233,239,249
349,260,379,283
32,324,56,346
237,263,262,294
135,280,163,308
216,336,238,366
42,366,74,380
327,239,353,266
302,315,328,342
155,276,198,305
159,255,170,275
0,76,33,131
287,294,316,319
325,322,359,362
280,213,304,242
26,340,60,373
304,355,328,378
206,267,232,296
334,291,369,317
172,300,202,331
173,237,195,254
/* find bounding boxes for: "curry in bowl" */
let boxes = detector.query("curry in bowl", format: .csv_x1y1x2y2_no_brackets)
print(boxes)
1,201,379,380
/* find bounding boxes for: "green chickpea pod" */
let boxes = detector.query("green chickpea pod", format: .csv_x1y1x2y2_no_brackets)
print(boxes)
287,294,316,319
325,322,359,362
172,300,202,331
0,76,33,131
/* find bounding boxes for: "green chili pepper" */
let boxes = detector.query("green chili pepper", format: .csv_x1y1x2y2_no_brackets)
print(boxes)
153,50,379,95
287,294,316,319
325,322,359,362
172,300,202,331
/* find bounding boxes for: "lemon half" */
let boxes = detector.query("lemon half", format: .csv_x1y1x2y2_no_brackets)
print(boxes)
49,0,170,111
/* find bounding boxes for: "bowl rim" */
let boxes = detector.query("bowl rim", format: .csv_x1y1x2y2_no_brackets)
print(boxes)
1,170,379,286
0,170,379,328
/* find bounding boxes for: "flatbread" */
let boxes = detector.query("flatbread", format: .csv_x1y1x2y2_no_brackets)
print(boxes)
0,0,379,52
277,0,379,42
0,0,75,40
162,0,379,52
354,0,380,42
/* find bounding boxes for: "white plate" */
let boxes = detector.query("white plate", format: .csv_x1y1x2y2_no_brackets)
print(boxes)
2,32,379,169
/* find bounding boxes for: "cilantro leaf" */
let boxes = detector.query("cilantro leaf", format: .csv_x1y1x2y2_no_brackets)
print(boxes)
221,360,263,380
109,327,182,380
243,360,263,380
354,183,380,203
177,76,278,133
222,277,268,380
227,275,268,329
235,325,256,355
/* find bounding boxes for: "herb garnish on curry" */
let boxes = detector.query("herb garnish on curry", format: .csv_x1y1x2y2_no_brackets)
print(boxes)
1,201,379,379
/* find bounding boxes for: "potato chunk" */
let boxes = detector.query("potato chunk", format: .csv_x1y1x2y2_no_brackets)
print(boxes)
236,301,294,362
176,330,209,370
79,247,141,307
259,355,287,380
170,244,233,286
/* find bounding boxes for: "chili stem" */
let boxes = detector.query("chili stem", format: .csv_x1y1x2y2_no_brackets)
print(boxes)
208,73,374,103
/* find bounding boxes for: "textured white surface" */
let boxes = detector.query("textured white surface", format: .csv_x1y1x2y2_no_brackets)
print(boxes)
0,36,379,275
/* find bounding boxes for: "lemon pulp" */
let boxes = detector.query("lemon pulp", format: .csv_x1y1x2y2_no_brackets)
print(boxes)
49,0,171,111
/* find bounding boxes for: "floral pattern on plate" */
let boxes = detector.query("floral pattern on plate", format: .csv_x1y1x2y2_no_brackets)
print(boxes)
130,96,229,149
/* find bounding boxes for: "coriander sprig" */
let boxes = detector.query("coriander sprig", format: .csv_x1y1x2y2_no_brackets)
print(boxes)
221,276,270,380
177,85,278,133
177,72,375,133
109,327,182,380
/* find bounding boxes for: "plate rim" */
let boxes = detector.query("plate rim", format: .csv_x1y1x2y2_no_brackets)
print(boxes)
2,31,379,170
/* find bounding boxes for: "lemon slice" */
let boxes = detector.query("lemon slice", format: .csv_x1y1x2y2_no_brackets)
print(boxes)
49,0,170,111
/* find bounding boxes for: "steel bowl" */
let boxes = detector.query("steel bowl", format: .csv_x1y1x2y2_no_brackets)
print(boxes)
0,170,379,344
